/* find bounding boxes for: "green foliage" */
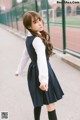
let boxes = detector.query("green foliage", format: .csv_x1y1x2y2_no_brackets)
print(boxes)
22,0,28,2
41,0,51,9
12,0,17,7
12,0,28,7
24,3,35,11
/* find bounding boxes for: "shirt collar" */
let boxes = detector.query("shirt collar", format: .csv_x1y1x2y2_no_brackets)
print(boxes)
27,30,41,36
27,30,32,36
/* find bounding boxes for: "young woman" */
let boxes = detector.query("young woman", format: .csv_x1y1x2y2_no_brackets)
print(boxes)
15,11,64,120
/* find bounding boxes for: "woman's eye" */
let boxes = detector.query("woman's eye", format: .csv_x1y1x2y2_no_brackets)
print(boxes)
39,18,41,21
34,21,37,23
34,20,38,24
33,18,41,24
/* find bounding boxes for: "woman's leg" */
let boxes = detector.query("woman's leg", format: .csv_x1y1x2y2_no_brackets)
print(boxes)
34,106,41,120
46,103,57,120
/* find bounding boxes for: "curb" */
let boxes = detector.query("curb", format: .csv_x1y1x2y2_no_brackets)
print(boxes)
61,54,80,71
0,24,26,40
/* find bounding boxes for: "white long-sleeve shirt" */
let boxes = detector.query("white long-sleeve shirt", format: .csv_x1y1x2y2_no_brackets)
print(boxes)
16,31,49,84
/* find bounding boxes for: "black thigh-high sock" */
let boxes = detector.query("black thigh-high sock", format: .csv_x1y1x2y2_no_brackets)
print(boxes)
34,106,41,120
48,110,57,120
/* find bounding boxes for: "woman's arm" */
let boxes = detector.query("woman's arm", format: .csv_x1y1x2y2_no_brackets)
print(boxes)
32,37,49,84
15,46,29,75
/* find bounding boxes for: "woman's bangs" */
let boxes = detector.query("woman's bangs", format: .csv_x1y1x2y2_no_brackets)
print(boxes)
33,14,41,22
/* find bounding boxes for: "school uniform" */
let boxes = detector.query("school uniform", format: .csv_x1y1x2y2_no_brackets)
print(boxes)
16,31,64,107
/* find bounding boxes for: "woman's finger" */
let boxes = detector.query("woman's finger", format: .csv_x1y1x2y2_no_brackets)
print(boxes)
15,73,19,76
39,85,45,91
45,84,48,91
39,84,48,91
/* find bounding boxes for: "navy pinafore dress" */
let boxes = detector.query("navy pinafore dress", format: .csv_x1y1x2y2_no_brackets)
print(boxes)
26,36,64,107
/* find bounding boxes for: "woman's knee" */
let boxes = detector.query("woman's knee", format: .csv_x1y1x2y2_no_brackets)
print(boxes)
46,103,56,111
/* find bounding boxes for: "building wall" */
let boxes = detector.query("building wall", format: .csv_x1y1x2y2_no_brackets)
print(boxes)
0,0,12,11
52,3,80,17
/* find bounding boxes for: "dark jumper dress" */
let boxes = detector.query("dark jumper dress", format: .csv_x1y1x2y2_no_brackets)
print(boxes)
26,36,64,107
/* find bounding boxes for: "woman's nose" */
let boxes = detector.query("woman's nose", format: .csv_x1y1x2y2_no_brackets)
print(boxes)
39,21,42,26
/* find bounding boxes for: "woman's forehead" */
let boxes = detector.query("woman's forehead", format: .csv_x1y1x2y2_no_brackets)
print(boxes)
32,16,40,22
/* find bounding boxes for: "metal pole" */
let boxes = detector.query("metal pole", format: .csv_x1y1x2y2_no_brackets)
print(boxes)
10,10,13,28
4,12,7,25
7,12,9,26
46,0,50,33
62,0,66,54
22,2,26,34
15,7,18,30
35,0,39,12
4,13,6,25
8,12,10,26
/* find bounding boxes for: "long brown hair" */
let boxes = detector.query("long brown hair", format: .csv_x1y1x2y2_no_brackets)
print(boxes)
23,11,53,57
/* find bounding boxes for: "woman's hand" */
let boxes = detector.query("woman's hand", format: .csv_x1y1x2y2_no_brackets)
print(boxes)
39,83,48,91
15,73,19,76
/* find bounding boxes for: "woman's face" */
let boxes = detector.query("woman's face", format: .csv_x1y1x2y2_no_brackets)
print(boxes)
29,17,44,32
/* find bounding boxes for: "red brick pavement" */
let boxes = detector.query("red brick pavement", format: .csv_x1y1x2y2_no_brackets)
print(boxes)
50,25,80,52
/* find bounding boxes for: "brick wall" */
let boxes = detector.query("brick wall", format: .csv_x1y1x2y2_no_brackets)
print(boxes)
0,0,12,11
52,3,80,17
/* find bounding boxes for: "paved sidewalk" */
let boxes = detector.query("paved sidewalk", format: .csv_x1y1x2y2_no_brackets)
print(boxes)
0,26,80,120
